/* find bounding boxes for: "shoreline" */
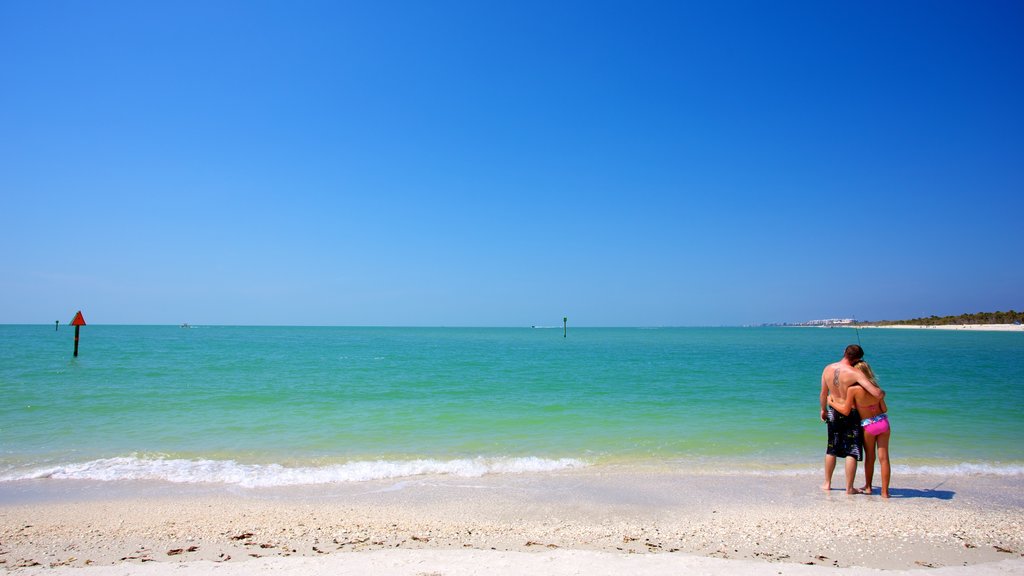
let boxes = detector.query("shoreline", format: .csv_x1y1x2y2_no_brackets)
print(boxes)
2,469,1023,574
6,456,1024,488
855,324,1023,332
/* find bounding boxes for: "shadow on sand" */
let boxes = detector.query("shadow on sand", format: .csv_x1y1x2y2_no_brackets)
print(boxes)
886,487,955,500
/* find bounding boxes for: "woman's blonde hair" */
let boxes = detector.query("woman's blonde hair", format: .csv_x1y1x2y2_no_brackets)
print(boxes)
855,360,879,386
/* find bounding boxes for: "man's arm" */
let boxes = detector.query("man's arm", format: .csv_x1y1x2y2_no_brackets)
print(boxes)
854,372,885,399
819,372,829,422
828,387,855,416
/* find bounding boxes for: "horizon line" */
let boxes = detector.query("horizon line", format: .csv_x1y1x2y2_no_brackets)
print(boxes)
3,322,759,329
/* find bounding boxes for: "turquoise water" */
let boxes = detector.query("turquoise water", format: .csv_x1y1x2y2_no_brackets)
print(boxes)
1,325,1022,485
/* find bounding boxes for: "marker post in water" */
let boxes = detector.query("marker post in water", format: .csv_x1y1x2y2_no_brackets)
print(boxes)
563,316,567,338
70,311,86,357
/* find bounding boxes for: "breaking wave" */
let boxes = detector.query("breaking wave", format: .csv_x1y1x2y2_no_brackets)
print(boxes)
1,456,588,488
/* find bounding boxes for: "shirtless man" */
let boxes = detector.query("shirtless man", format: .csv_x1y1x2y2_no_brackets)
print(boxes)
819,344,885,493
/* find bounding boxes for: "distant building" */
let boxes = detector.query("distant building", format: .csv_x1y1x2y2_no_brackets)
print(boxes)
804,318,854,326
757,318,857,327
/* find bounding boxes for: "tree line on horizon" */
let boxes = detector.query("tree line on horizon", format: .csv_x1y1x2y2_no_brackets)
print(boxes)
856,310,1023,326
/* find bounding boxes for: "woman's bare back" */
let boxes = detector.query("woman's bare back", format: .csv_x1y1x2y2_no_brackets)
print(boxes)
852,385,885,418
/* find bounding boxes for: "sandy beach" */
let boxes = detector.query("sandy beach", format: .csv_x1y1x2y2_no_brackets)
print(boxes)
858,324,1024,332
2,468,1023,575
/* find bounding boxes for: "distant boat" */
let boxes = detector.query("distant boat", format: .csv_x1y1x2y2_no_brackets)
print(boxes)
180,323,192,328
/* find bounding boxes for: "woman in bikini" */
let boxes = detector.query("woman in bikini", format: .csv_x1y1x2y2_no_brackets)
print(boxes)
828,360,891,497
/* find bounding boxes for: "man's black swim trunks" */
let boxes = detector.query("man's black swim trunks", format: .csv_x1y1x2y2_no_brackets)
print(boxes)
826,405,863,460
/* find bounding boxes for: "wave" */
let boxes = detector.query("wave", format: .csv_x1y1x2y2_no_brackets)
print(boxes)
3,457,1021,487
0,456,588,488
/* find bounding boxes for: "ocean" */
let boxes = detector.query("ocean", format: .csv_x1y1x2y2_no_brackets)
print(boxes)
1,325,1021,487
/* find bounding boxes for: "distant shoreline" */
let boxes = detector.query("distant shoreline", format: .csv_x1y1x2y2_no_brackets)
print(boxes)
855,324,1023,332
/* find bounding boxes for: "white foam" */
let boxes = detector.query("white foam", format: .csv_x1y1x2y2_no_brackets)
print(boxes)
1,456,588,488
3,458,1021,487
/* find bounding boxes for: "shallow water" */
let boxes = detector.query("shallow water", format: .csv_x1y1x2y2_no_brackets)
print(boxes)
1,325,1021,485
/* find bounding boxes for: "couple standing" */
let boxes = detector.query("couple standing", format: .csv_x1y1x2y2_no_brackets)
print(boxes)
819,344,893,497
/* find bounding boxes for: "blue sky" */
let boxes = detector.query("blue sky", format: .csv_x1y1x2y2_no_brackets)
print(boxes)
2,1,1021,326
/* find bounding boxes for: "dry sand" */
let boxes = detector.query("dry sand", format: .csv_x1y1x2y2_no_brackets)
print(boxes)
2,468,1023,574
858,324,1024,332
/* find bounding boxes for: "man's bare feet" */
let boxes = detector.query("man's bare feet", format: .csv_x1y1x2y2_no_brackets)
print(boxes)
821,481,832,491
860,485,873,495
881,491,890,498
845,487,863,494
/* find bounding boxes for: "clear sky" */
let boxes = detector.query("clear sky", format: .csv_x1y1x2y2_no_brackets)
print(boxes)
1,1,1021,326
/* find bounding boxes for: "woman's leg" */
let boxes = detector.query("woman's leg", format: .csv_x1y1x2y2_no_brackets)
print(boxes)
861,432,876,494
876,431,891,498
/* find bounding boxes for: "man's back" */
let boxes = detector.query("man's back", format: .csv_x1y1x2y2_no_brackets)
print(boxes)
822,361,854,401
822,360,884,402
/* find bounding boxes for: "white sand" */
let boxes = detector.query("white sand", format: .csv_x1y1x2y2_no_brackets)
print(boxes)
858,324,1024,332
2,469,1023,574
9,549,1024,576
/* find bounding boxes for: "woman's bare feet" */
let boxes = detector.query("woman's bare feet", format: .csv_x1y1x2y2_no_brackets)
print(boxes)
860,485,873,495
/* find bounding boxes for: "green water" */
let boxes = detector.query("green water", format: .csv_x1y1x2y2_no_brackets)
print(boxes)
1,325,1021,484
